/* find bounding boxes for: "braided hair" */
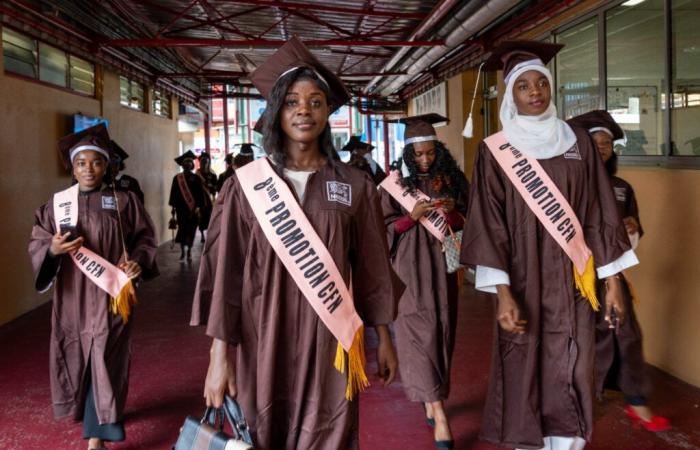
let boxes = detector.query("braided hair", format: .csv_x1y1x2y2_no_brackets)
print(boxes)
401,141,468,199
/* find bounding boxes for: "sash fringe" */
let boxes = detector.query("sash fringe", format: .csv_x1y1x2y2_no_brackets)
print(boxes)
574,256,599,311
334,326,369,401
109,279,137,323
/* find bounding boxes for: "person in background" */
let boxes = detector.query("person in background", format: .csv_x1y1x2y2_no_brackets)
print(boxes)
460,41,637,450
197,152,217,243
217,153,235,193
109,140,144,204
168,150,206,260
345,135,387,185
28,123,158,450
567,110,670,432
379,113,469,449
191,37,401,450
233,143,255,169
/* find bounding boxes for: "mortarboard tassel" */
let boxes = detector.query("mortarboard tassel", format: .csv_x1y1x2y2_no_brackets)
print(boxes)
334,325,369,400
462,63,485,139
110,279,137,323
573,255,599,311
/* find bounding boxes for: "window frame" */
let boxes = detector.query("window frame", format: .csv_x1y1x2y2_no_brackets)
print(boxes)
152,88,171,118
120,75,146,112
1,26,95,98
550,0,698,169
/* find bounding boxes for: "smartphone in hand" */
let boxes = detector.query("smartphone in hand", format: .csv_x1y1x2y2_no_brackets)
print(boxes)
59,225,78,242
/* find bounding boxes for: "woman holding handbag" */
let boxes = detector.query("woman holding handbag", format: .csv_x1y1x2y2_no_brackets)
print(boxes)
191,37,401,450
28,123,158,450
378,114,469,449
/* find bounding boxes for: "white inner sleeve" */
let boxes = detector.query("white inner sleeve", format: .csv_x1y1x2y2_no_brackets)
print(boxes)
283,168,315,202
475,265,510,294
596,249,639,279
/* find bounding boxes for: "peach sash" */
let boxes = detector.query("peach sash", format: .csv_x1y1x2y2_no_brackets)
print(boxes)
484,131,599,309
53,184,136,321
176,173,196,212
236,158,368,399
379,170,449,243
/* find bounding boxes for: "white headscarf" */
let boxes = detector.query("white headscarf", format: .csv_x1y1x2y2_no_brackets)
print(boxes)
499,62,577,160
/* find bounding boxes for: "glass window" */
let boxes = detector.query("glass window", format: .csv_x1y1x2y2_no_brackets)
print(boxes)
152,89,171,118
69,55,94,95
2,28,37,78
606,0,665,156
39,43,68,87
120,76,144,110
671,0,700,156
556,18,600,119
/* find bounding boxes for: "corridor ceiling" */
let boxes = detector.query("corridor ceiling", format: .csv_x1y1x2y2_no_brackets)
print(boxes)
0,0,574,106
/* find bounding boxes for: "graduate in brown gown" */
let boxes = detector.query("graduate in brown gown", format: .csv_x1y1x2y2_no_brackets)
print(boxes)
168,150,206,260
108,140,145,204
460,41,638,450
191,37,401,450
197,152,217,243
567,110,670,432
379,114,469,449
28,124,158,450
344,136,387,185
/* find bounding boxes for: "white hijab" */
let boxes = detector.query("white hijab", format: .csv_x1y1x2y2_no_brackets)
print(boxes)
499,62,577,160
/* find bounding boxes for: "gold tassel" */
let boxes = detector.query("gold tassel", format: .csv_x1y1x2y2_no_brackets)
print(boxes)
109,280,137,323
573,255,600,311
334,326,369,401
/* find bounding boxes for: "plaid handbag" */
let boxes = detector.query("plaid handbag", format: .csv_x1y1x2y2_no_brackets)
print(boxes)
443,226,464,274
174,396,254,450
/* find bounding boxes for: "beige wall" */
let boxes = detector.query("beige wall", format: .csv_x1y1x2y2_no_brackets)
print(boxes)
618,168,700,387
0,31,179,325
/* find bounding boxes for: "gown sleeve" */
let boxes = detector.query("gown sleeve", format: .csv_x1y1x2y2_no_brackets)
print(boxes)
460,143,512,275
28,201,62,293
578,135,637,278
123,191,159,280
350,176,401,326
192,176,250,344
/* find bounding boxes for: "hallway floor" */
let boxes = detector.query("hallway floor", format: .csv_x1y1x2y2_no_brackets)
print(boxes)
1,242,699,449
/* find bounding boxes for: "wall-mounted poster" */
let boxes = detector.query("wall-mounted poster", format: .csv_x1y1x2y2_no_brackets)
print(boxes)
411,82,447,120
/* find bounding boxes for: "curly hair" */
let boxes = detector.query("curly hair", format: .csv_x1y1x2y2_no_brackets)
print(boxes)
401,141,468,199
261,67,338,167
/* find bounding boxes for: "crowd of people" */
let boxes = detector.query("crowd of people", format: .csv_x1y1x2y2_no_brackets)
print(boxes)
27,37,669,450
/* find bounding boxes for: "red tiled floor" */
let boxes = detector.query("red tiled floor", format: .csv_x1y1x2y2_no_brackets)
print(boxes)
1,243,699,449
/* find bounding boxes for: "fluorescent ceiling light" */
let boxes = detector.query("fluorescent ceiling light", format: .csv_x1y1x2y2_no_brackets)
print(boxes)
622,0,646,6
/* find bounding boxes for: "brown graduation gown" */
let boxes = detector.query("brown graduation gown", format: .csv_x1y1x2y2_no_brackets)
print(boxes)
191,161,400,450
380,173,468,402
28,186,158,424
460,127,631,449
169,171,206,246
595,175,648,400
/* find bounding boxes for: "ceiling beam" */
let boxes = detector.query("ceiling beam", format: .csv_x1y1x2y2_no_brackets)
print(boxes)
221,0,427,19
102,38,445,48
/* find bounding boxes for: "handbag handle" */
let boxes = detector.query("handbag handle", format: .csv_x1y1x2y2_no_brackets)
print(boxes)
223,395,254,445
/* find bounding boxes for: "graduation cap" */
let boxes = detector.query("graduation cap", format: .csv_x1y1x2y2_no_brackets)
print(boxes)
341,135,374,152
198,151,211,160
109,140,129,162
57,123,112,171
389,113,448,145
248,36,350,113
567,110,625,141
484,40,564,85
463,40,563,138
238,143,256,156
174,150,196,166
